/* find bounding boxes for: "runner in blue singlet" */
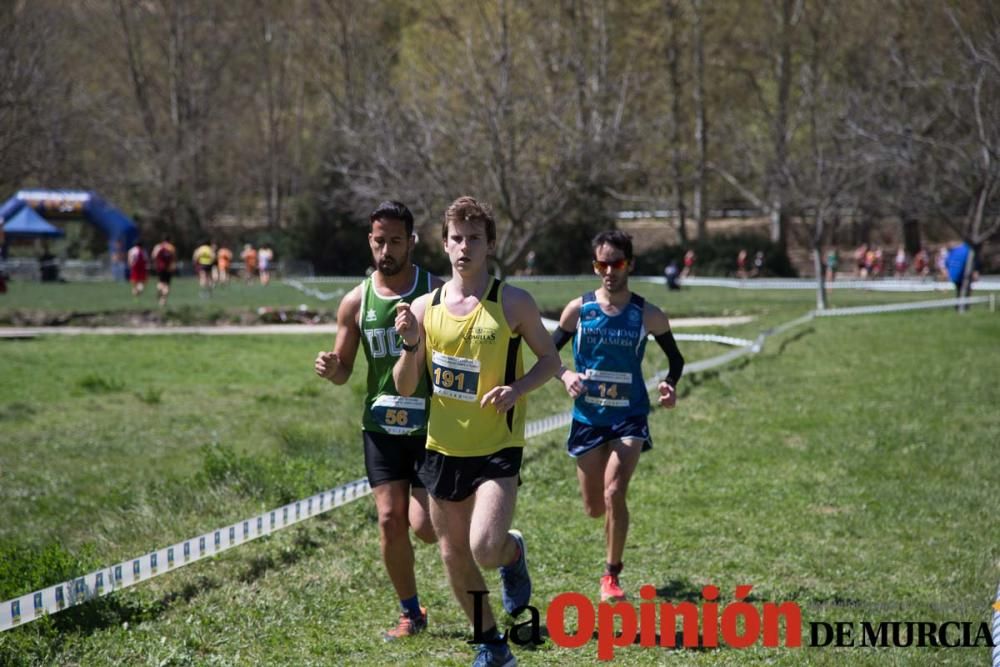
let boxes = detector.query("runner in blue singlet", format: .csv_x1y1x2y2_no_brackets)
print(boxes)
551,230,685,604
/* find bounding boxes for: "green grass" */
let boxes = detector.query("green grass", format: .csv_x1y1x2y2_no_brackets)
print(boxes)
0,283,998,665
0,274,951,326
0,278,338,323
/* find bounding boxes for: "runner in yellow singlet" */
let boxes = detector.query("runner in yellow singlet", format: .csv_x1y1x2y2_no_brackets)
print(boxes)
393,196,559,667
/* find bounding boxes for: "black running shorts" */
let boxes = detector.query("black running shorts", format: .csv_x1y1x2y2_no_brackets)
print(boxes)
362,430,427,488
418,447,522,502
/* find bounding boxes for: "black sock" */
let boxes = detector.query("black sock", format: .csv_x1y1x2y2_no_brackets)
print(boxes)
605,561,623,576
480,626,505,644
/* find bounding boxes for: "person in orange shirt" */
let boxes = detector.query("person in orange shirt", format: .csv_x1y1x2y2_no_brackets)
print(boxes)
216,245,233,285
241,244,258,284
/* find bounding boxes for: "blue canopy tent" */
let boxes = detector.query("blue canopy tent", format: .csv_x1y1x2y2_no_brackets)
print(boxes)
0,190,138,253
1,205,66,238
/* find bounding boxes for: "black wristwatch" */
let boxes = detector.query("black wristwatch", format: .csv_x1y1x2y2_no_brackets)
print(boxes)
401,337,420,352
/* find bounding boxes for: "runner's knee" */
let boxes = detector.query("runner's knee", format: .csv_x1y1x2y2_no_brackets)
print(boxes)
470,530,508,568
583,496,606,518
410,510,437,544
604,483,628,512
378,507,408,539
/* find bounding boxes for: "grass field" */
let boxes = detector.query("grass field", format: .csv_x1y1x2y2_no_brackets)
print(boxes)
1,280,998,665
0,275,958,326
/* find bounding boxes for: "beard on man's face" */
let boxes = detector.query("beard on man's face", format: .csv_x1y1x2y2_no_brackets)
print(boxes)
378,255,404,276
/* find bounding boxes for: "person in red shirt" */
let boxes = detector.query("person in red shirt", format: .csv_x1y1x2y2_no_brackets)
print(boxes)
151,236,177,307
127,241,148,297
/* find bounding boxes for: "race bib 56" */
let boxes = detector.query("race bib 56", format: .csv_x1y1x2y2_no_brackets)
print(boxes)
371,395,427,434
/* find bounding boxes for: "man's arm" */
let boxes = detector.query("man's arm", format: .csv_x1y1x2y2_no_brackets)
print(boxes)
314,284,363,385
552,297,586,398
481,286,560,413
392,293,429,397
644,302,684,408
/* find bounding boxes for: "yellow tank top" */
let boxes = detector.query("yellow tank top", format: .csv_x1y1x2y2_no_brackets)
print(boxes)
424,278,525,456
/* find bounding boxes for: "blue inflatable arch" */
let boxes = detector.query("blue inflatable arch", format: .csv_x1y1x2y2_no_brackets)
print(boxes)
0,190,138,253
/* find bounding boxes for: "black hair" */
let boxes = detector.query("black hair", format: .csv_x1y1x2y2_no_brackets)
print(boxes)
370,200,415,236
591,230,634,261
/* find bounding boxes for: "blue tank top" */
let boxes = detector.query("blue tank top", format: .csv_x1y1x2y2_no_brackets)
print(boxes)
572,291,650,426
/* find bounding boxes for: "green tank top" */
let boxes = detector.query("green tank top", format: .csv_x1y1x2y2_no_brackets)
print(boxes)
360,267,433,435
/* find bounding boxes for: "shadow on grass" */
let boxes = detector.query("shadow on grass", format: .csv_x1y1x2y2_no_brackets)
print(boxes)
679,358,751,397
239,528,322,585
14,528,325,643
655,578,704,603
775,327,815,354
18,574,224,641
0,401,37,422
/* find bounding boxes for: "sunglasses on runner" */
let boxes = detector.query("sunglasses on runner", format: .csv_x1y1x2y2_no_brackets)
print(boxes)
593,258,628,272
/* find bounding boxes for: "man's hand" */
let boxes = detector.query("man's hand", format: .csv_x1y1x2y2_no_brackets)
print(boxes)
394,302,419,347
657,381,677,409
315,351,340,380
481,385,520,413
561,370,586,399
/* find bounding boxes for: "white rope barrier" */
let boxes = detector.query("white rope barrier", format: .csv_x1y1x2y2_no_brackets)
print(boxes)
661,276,1000,292
293,274,1000,292
815,296,991,317
992,583,1000,667
283,279,346,302
0,479,370,631
2,294,994,632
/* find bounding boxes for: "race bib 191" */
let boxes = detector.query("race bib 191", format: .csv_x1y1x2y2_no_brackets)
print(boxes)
371,395,427,434
582,368,632,408
431,351,481,402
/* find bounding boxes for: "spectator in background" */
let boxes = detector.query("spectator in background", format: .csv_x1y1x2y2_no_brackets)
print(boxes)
216,245,233,285
151,235,177,307
854,243,868,278
681,249,696,278
258,244,274,286
241,243,258,284
936,246,949,281
39,243,59,282
736,249,749,279
193,240,216,295
826,248,840,282
913,247,930,279
752,250,765,278
111,239,127,281
127,240,148,297
664,260,681,290
894,247,908,277
946,242,981,300
525,249,537,276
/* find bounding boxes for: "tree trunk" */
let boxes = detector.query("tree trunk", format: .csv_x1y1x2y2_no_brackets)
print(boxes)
813,209,827,310
900,215,921,255
958,245,975,313
691,0,707,239
665,0,687,243
769,0,794,251
769,205,785,246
